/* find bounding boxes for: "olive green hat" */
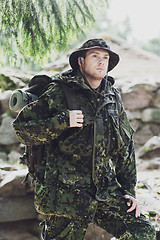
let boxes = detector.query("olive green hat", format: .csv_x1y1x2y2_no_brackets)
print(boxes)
69,38,120,72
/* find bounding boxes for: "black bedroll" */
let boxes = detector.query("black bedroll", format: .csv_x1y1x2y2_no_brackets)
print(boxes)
9,75,52,112
9,89,38,112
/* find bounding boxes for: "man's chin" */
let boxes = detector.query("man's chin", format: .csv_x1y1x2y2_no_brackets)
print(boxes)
96,73,106,80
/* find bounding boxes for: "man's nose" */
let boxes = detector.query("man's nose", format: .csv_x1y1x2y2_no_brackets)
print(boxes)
98,58,104,65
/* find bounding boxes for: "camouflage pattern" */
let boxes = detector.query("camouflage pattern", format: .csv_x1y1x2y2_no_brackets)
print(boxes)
40,197,156,239
13,70,156,239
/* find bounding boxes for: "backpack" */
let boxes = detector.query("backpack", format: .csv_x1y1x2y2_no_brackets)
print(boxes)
10,74,79,182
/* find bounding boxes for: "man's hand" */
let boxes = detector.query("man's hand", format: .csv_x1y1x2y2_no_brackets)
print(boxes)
69,110,84,127
124,195,142,218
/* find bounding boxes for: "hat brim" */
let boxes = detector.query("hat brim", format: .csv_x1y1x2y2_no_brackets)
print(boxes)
69,46,119,72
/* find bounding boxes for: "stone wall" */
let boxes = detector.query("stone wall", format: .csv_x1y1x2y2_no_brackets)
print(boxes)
116,76,160,151
0,35,160,239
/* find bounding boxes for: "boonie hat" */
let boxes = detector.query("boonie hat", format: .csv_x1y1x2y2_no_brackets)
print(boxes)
69,38,120,72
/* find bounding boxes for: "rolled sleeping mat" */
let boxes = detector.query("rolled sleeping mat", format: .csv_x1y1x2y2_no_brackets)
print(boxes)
9,89,38,112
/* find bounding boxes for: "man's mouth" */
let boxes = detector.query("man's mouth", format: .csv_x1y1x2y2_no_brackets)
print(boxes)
96,68,104,71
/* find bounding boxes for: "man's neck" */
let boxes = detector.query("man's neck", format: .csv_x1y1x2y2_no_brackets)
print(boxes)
79,68,103,89
85,77,102,89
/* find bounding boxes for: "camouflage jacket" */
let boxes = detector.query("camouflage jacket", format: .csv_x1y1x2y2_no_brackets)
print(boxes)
13,70,136,218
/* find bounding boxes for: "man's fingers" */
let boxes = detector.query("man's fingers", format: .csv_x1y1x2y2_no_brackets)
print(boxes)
135,205,142,218
124,195,130,199
77,119,83,123
127,201,131,207
127,202,136,213
135,208,141,218
124,195,136,213
124,195,132,206
124,195,142,218
77,113,84,121
76,110,83,114
69,110,84,127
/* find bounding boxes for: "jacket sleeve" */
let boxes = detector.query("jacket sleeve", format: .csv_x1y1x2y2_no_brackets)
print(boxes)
12,83,70,145
114,106,137,197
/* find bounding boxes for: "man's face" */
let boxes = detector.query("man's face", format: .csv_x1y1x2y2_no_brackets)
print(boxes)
78,48,110,81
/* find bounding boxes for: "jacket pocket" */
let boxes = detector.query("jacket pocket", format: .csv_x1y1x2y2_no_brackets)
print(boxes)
34,181,54,215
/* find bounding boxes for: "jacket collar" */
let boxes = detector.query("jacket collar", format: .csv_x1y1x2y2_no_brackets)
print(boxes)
53,69,115,95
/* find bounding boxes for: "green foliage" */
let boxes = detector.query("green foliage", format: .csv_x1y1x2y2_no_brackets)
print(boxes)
148,210,157,217
0,74,17,91
0,0,107,65
136,183,148,190
144,146,152,153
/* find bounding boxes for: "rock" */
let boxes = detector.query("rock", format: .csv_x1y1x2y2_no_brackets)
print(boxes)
131,83,159,92
0,169,31,198
84,223,113,240
134,125,153,146
0,90,12,114
0,219,40,240
146,158,160,170
142,108,160,123
125,110,142,131
138,136,160,159
0,162,22,172
152,89,160,108
130,120,141,131
122,88,153,110
0,195,37,222
0,67,34,87
0,166,36,222
115,77,160,93
125,110,142,120
110,36,160,78
0,73,17,91
0,113,19,145
0,152,8,161
150,123,160,136
44,57,69,71
8,150,22,164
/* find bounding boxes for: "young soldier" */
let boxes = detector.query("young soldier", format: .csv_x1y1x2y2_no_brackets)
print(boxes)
13,39,156,239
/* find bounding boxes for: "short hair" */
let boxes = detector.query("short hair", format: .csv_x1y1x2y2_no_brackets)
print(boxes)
79,51,86,59
77,51,87,70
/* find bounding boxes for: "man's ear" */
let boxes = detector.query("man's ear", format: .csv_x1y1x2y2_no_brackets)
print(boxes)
78,57,84,68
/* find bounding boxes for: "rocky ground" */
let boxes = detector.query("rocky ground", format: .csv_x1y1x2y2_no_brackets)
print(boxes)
0,35,160,239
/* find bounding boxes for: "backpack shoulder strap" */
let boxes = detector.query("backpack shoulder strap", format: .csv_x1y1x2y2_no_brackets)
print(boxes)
60,82,80,110
52,69,79,110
